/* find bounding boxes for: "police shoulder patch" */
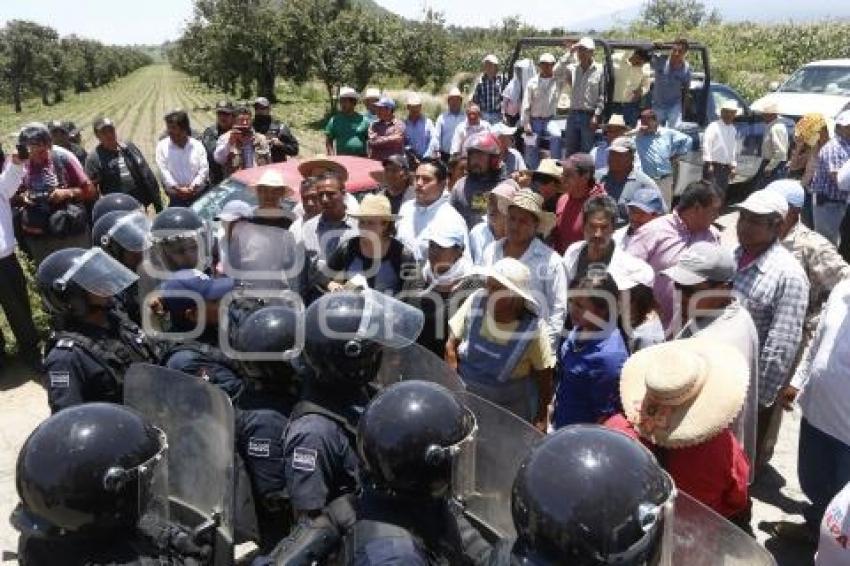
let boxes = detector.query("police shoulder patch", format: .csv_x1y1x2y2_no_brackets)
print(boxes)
49,371,70,388
292,447,318,472
248,437,271,458
56,338,75,349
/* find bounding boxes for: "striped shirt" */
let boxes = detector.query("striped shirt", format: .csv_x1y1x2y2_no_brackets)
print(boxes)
472,74,504,114
733,242,809,407
811,135,850,202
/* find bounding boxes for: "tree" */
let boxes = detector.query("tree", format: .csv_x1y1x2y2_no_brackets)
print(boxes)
0,20,59,112
639,0,721,31
394,10,451,90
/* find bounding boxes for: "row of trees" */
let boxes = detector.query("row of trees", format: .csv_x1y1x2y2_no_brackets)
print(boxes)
0,20,153,113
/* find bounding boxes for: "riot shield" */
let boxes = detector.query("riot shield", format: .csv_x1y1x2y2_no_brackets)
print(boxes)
375,342,465,391
124,363,235,564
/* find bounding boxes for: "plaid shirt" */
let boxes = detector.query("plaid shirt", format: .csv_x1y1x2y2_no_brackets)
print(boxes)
472,74,504,114
734,242,809,407
811,135,850,201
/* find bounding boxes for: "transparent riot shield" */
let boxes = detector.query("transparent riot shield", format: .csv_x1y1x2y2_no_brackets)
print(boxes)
124,363,235,564
376,342,465,391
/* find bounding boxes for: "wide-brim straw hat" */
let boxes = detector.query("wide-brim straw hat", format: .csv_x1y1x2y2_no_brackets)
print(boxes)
297,157,350,183
621,338,748,449
250,170,296,195
508,189,556,237
470,257,539,315
348,193,399,221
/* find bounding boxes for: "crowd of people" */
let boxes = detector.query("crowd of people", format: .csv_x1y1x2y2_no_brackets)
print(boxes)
2,33,850,566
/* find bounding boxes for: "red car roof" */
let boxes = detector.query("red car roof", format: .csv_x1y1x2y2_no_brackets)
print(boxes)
230,156,382,196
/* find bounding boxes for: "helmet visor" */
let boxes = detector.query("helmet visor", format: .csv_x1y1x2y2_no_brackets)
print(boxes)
55,248,139,297
356,289,424,348
105,211,151,253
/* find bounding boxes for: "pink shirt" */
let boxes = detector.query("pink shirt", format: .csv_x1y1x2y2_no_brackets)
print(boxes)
625,211,719,332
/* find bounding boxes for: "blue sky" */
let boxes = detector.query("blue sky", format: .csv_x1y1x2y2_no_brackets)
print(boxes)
0,0,847,45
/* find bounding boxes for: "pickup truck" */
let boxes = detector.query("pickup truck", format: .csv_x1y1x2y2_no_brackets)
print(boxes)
502,38,792,205
752,59,850,126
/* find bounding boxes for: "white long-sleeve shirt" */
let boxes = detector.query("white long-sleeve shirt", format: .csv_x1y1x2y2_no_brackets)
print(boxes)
155,136,209,189
762,118,789,171
449,120,492,156
482,237,567,351
0,162,24,258
429,111,466,156
396,194,471,262
702,120,738,166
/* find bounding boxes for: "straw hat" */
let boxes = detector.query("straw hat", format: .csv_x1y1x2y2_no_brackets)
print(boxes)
250,169,296,194
471,257,539,315
621,338,748,448
605,114,628,129
298,156,350,183
508,189,556,236
348,194,399,221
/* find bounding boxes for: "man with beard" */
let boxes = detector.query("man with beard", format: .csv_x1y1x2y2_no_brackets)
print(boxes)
450,132,505,229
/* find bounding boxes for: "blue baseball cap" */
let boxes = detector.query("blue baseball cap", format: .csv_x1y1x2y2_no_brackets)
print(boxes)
765,179,805,210
374,96,396,110
626,186,666,215
159,270,235,313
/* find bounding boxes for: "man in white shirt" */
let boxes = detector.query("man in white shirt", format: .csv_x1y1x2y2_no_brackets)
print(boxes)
756,103,790,189
521,52,569,169
397,160,470,263
0,151,41,369
610,49,651,127
155,110,209,207
429,87,466,161
449,103,491,157
703,100,740,199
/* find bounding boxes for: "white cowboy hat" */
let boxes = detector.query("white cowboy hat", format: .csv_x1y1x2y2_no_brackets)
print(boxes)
471,257,539,315
508,189,556,236
348,193,399,221
621,338,748,448
250,169,297,193
605,114,628,129
297,156,350,183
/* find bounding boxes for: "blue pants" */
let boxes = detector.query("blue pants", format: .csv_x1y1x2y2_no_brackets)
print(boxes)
524,118,550,170
655,103,682,128
610,102,640,127
563,112,595,158
798,418,850,531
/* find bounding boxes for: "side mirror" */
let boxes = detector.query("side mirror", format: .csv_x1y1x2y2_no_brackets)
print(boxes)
768,81,780,92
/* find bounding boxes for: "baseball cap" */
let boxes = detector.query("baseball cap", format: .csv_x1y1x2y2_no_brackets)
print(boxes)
382,154,410,171
609,136,636,153
253,97,271,108
427,222,466,250
364,87,381,100
559,152,595,171
92,117,115,133
734,189,788,217
539,53,556,64
407,94,423,106
215,100,234,114
47,120,68,133
374,96,396,110
835,110,850,127
661,242,736,286
492,123,517,136
483,54,499,65
339,86,359,100
765,179,805,210
576,37,596,51
609,256,655,290
160,272,235,313
626,186,666,215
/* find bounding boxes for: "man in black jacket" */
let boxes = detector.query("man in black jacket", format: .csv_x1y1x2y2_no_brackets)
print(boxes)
85,118,163,212
253,97,299,163
202,100,235,186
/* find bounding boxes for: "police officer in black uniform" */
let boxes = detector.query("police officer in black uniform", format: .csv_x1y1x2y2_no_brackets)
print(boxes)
253,97,299,163
37,247,159,414
202,101,235,186
14,403,213,565
348,380,491,566
91,189,143,224
490,425,675,565
92,210,151,324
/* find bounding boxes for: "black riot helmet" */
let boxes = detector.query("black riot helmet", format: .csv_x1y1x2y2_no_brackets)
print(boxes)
16,403,166,534
92,192,142,224
511,425,674,565
36,247,140,319
303,290,424,388
149,207,210,271
358,380,475,498
233,304,303,381
92,210,151,268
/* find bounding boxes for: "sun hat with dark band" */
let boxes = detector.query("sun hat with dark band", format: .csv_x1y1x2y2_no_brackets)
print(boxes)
348,194,399,221
621,338,748,448
470,257,539,315
508,189,556,236
297,157,350,183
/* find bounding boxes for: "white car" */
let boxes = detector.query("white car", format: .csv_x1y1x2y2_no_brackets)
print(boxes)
752,59,850,124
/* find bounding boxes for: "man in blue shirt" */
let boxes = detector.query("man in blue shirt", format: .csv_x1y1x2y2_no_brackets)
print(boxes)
650,38,692,128
403,94,435,161
635,109,692,205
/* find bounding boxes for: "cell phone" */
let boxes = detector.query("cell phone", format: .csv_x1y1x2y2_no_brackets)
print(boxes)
16,144,29,159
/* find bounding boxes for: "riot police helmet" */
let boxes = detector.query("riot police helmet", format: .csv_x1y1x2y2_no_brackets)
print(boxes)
511,425,674,565
36,247,140,318
149,207,210,271
93,210,151,258
92,192,142,224
303,290,423,388
233,303,303,380
358,380,475,498
16,403,166,534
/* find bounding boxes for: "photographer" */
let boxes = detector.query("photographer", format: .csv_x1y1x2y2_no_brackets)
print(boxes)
214,107,272,177
15,122,95,265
